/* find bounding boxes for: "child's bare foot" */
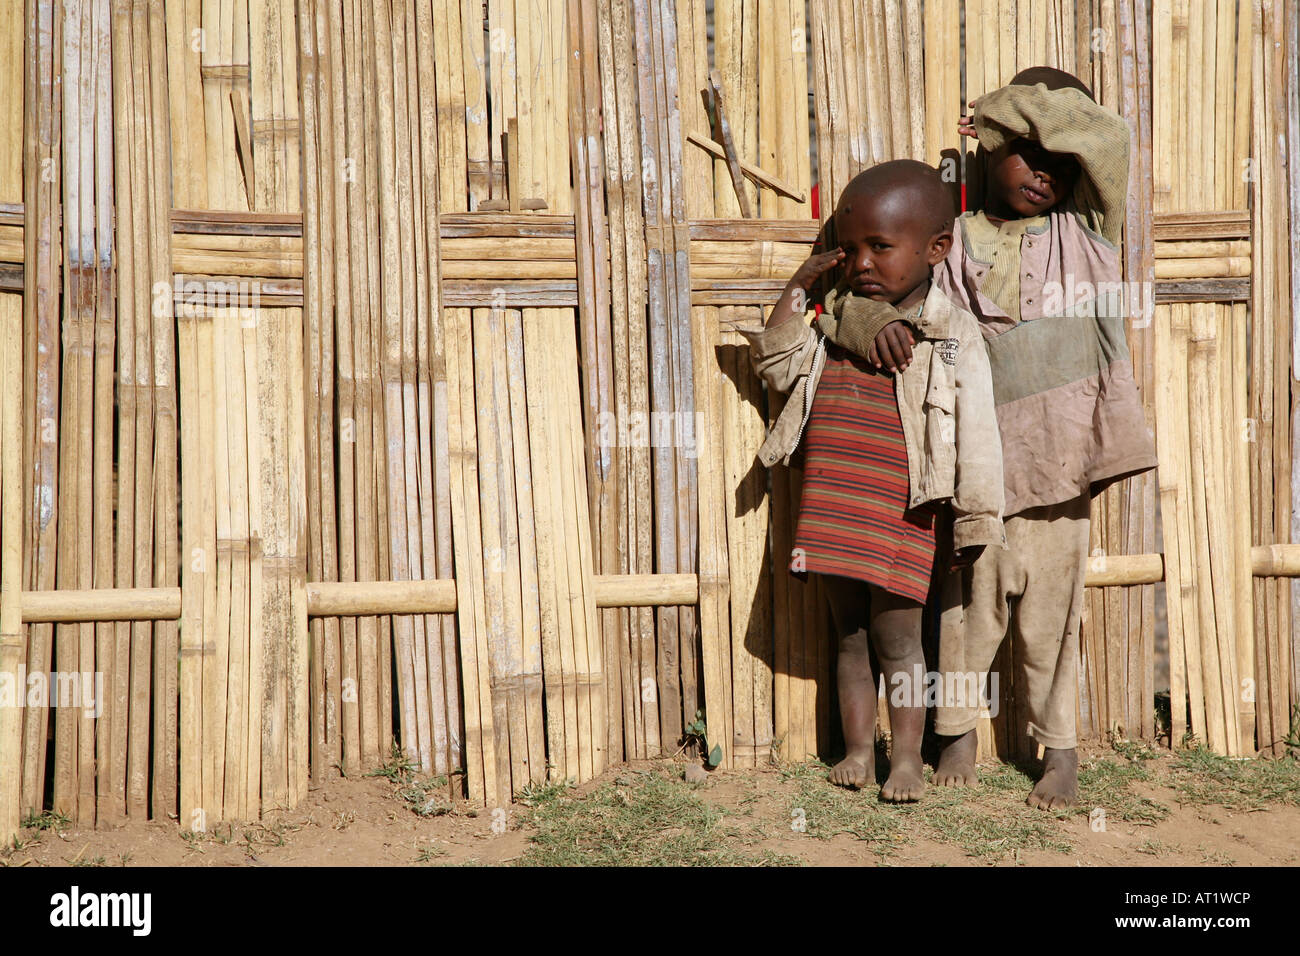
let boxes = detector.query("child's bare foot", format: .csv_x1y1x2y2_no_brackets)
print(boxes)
880,750,925,802
1027,746,1078,810
828,749,875,789
933,729,978,787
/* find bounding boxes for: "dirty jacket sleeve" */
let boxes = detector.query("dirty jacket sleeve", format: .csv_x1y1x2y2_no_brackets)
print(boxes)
734,312,817,394
951,319,1006,551
816,287,906,360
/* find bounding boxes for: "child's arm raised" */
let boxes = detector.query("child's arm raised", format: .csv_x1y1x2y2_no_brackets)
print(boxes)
966,83,1129,244
765,248,844,329
736,250,841,396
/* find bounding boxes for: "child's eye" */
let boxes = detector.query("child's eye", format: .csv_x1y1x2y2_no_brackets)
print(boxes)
872,243,890,251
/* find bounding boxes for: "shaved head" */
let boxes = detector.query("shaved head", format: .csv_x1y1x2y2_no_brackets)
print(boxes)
835,159,955,239
829,159,955,303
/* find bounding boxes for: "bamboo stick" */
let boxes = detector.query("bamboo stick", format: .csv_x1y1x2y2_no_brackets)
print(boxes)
392,0,434,775
198,299,223,821
1173,304,1207,744
298,0,328,785
1248,0,1275,755
149,0,181,826
500,308,545,782
0,5,22,832
345,0,380,771
541,307,585,782
473,305,519,793
562,305,607,778
522,305,570,781
448,298,498,802
413,0,456,779
1266,0,1293,758
178,309,203,827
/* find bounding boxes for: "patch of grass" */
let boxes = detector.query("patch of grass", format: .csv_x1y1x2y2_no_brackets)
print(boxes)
1,833,41,858
1134,838,1175,857
365,741,422,782
21,809,70,833
68,854,107,867
975,759,1037,793
785,771,908,855
1076,756,1170,825
773,757,1071,862
1107,732,1160,762
515,777,574,807
916,796,1073,861
396,776,451,817
415,842,448,863
239,819,305,849
1195,843,1234,866
1169,747,1300,811
366,741,451,817
771,756,835,784
517,768,800,867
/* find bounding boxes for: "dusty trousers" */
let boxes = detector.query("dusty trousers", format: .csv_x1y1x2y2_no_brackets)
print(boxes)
934,494,1091,749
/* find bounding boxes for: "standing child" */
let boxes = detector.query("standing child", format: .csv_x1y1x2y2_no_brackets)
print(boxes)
738,160,1004,802
911,67,1159,808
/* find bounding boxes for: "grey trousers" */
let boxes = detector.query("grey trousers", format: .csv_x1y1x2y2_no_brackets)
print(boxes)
934,494,1091,749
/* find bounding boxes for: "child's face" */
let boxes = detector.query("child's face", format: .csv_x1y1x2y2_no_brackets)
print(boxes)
987,138,1080,217
834,193,950,304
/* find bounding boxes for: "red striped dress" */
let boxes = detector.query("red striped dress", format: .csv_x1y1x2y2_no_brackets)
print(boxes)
790,341,938,603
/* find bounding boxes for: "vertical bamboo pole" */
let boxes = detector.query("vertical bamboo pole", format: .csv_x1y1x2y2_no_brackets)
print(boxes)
473,305,519,793
1264,0,1294,757
298,0,329,786
448,294,498,800
0,0,25,844
1174,303,1207,743
0,9,22,838
569,0,620,766
0,280,20,841
146,0,179,822
522,307,569,781
1286,0,1300,723
632,0,682,750
600,0,657,758
414,0,457,779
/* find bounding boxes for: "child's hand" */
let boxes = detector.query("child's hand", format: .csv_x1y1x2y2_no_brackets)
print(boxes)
766,248,845,328
951,544,985,570
787,248,845,303
868,320,916,373
958,100,977,138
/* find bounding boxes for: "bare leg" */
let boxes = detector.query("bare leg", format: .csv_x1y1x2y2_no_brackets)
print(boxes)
823,575,876,789
869,585,925,802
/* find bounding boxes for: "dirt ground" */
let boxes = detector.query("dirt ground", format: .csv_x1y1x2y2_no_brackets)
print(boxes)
4,739,1298,867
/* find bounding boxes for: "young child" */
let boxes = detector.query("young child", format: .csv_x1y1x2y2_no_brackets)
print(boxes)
904,67,1157,809
738,160,1004,802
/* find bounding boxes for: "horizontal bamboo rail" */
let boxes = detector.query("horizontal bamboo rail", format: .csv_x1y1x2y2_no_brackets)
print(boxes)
10,546,1300,624
12,573,702,622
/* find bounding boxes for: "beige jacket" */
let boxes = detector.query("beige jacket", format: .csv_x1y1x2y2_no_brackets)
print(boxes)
736,281,1007,551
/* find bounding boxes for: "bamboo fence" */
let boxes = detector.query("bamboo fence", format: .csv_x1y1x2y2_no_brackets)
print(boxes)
0,0,1297,841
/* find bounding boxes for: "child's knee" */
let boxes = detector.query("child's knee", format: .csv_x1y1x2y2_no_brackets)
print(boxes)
871,616,921,662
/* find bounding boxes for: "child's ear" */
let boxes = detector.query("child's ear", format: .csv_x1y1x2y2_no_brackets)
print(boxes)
928,230,953,266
